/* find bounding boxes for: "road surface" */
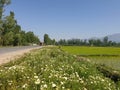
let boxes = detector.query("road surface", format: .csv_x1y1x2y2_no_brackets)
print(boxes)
0,46,41,54
0,46,42,65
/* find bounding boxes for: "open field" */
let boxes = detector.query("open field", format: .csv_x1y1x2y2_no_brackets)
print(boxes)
61,46,120,70
0,47,119,90
61,46,120,56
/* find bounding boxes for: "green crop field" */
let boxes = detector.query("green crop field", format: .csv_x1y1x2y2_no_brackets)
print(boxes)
0,47,120,90
61,46,120,70
61,46,120,56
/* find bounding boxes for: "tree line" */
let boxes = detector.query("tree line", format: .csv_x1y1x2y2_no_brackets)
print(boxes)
43,34,120,47
57,36,120,47
0,0,40,46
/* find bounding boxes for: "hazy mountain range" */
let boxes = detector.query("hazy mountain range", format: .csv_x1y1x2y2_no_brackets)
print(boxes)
89,33,120,43
107,33,120,43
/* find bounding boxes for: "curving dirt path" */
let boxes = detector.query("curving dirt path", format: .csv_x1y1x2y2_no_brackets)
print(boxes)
0,46,42,65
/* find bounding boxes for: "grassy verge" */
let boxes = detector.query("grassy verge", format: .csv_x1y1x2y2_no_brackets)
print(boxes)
0,47,119,90
88,56,120,71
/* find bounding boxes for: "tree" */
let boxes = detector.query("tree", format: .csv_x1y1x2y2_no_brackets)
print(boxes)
52,39,56,45
13,34,21,46
0,0,11,19
13,25,21,34
26,31,40,45
44,34,51,45
0,0,11,45
3,12,17,35
0,36,2,45
0,0,11,34
0,0,40,46
96,39,102,46
1,11,19,46
33,35,40,44
3,31,14,46
26,31,34,44
103,36,108,46
88,39,94,46
20,31,28,45
58,39,66,45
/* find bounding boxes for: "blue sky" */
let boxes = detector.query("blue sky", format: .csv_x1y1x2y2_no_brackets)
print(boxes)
5,0,120,41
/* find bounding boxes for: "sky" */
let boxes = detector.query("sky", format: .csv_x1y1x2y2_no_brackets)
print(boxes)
5,0,120,41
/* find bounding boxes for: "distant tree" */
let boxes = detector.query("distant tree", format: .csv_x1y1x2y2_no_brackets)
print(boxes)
58,39,66,45
44,34,50,45
88,39,94,46
57,37,120,47
33,35,40,44
26,31,39,44
51,39,56,45
83,39,87,45
96,39,102,46
75,39,81,45
103,36,108,46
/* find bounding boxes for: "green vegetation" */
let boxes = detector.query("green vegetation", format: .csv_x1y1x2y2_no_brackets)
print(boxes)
57,36,120,46
88,56,120,70
0,1,120,89
61,46,120,70
96,64,120,83
0,0,40,46
44,34,56,45
0,47,119,90
61,46,120,56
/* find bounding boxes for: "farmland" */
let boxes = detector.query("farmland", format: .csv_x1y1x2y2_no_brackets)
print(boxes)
61,46,120,70
61,46,120,56
0,47,120,90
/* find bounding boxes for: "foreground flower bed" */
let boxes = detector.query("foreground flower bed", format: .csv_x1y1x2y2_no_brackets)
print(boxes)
0,47,119,90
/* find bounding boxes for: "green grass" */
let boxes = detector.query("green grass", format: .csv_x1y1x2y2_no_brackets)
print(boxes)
0,47,119,90
88,56,120,71
61,46,120,56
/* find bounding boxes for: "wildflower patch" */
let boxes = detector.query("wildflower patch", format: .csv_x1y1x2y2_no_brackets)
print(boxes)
0,47,119,90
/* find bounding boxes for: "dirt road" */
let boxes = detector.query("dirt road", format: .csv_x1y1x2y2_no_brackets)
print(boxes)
0,46,42,65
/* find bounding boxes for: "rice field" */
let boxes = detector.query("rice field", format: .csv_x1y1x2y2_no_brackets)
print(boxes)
61,46,120,56
0,47,119,90
61,46,120,70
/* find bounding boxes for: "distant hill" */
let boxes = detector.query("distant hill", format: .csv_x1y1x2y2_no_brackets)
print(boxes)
107,33,120,43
